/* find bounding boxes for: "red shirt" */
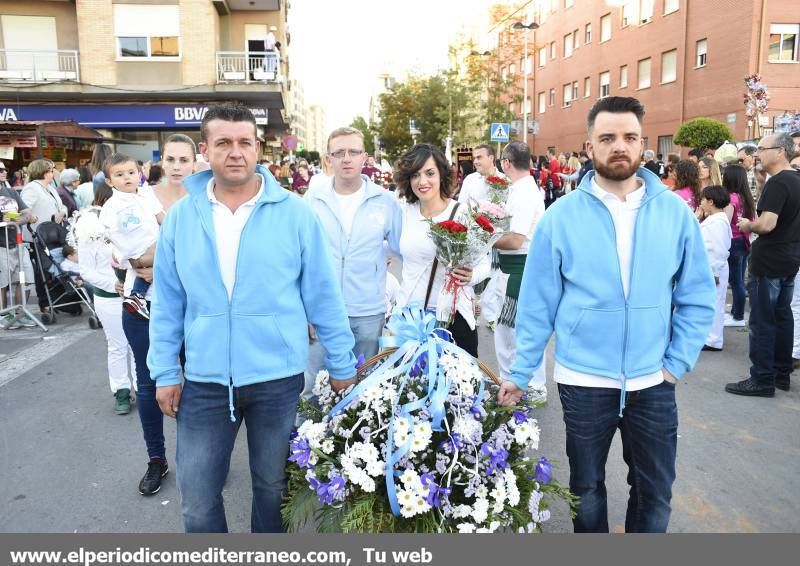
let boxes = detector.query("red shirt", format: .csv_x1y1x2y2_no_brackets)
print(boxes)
549,158,562,187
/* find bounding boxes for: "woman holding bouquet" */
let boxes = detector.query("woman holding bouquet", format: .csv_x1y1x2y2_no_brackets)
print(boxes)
394,143,490,356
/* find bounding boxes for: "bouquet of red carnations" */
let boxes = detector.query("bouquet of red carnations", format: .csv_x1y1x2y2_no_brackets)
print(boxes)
427,207,504,329
485,176,510,205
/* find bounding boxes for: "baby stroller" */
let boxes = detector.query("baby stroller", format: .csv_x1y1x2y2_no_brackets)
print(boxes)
29,221,99,326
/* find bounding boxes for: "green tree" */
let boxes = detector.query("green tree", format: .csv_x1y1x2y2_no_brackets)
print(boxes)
349,116,376,155
674,118,735,151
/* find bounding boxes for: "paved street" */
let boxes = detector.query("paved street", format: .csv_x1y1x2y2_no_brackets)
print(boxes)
1,300,798,533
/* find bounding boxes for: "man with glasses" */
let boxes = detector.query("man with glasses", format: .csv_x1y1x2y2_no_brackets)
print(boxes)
737,145,760,201
304,127,402,402
727,133,800,396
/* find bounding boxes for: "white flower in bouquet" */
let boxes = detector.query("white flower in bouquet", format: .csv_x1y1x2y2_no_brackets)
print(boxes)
503,468,520,507
457,523,476,533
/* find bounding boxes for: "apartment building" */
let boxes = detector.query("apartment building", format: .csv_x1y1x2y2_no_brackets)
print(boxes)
0,0,291,165
496,0,800,156
288,78,306,150
305,104,326,154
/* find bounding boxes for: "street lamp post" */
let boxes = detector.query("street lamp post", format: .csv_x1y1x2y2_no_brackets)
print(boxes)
512,21,539,145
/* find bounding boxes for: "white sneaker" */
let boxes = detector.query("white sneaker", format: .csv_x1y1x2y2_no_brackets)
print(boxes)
724,315,746,327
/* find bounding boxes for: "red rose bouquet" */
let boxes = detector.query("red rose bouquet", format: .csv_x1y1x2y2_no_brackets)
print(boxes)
485,175,510,204
427,207,504,328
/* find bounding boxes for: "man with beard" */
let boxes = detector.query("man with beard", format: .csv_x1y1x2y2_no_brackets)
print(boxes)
498,96,715,532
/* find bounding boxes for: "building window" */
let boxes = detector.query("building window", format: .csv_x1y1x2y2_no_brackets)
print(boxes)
768,24,799,63
572,80,580,101
525,96,532,114
696,38,708,67
585,23,592,43
599,71,610,97
573,29,580,49
661,49,677,83
658,135,674,157
637,57,651,89
509,63,516,76
539,47,547,67
564,33,574,57
563,83,572,107
550,41,556,59
584,76,591,97
538,91,546,114
621,2,638,28
641,0,655,23
549,88,556,106
501,66,507,81
664,0,679,15
113,4,181,60
600,14,612,42
620,65,628,88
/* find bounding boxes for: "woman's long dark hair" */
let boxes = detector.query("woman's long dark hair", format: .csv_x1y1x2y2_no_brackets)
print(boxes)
722,164,756,220
675,159,701,207
394,143,453,204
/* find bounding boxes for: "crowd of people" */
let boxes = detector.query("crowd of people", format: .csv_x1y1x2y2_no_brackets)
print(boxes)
2,97,799,535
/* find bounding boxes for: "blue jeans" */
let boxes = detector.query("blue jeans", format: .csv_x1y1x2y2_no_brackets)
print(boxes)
122,308,165,461
727,238,749,320
303,312,384,400
748,274,795,387
131,276,150,298
176,374,303,533
557,382,678,533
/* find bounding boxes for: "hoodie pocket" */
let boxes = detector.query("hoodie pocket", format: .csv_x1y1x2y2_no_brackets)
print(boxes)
184,313,228,379
626,306,668,374
230,313,291,380
565,308,625,372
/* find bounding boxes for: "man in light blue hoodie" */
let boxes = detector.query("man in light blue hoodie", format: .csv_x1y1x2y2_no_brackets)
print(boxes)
499,97,715,532
147,104,357,533
304,126,402,397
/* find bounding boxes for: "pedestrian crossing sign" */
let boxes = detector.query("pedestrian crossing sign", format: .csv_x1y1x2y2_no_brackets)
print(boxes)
490,122,510,142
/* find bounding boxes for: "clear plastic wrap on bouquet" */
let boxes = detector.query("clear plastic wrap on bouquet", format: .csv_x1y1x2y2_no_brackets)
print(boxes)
430,225,501,330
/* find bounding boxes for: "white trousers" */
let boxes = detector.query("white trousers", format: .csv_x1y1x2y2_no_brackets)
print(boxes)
706,264,729,349
93,294,136,393
792,271,800,359
495,322,546,385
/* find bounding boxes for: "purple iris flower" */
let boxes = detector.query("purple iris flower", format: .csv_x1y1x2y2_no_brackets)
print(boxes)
410,351,429,377
513,409,530,425
470,405,486,421
439,433,466,454
420,473,451,508
308,476,346,505
355,353,366,369
480,443,509,475
288,437,313,468
534,457,552,484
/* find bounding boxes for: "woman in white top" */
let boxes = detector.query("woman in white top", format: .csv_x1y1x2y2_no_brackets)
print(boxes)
394,143,490,357
76,183,136,414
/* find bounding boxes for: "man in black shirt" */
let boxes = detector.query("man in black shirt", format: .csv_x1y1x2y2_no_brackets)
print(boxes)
727,133,800,396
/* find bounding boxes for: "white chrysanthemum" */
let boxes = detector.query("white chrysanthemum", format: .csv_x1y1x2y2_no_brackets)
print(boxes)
452,415,481,441
474,485,489,499
457,523,475,533
400,505,417,518
394,416,411,436
399,469,420,488
472,498,489,524
320,439,335,454
413,496,431,515
540,509,551,523
297,420,327,449
489,521,501,532
504,468,520,506
410,422,432,453
366,459,384,477
312,370,330,396
452,505,472,519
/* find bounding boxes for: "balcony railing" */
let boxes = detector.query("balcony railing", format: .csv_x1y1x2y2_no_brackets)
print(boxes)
215,51,282,84
0,49,80,83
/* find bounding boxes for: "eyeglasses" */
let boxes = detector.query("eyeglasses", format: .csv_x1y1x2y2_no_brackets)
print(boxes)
329,149,365,159
757,146,782,152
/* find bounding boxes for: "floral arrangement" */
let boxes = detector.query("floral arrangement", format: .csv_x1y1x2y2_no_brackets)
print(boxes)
67,206,108,247
282,307,573,533
475,200,511,232
427,211,500,328
485,175,510,205
743,73,769,121
372,171,395,190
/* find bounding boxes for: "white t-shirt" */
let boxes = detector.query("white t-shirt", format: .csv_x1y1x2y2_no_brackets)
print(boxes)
332,182,366,238
701,211,732,278
99,186,163,263
207,175,264,300
553,177,663,391
307,173,331,193
458,171,490,204
498,175,545,255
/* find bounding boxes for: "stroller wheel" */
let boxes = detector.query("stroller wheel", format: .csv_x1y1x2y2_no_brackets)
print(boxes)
69,306,83,317
89,317,100,330
41,312,55,325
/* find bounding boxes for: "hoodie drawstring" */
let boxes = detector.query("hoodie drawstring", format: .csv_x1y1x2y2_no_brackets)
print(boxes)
228,382,236,423
618,375,627,417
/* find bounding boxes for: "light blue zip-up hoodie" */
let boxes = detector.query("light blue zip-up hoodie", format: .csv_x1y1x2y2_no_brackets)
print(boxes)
509,168,715,407
147,166,357,414
304,175,402,317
